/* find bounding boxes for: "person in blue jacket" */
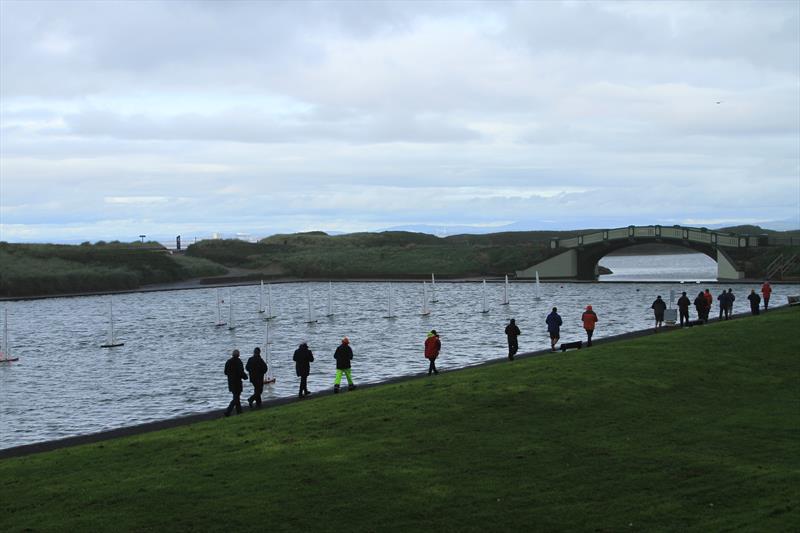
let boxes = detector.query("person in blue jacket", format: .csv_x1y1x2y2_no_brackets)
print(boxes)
546,307,562,352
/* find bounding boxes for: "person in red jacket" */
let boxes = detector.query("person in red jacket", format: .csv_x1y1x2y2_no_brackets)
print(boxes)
424,330,441,375
761,281,772,310
581,305,598,347
703,289,713,315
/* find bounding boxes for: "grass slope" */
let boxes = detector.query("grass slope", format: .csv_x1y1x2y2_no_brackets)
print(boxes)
2,309,799,531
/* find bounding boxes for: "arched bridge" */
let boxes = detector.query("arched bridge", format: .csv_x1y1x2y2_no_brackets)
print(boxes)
516,225,765,280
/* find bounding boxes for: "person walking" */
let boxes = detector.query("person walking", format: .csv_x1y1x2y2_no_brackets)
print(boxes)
245,347,268,408
293,341,314,398
581,305,598,347
333,337,356,393
727,288,736,316
424,330,441,375
694,291,707,322
546,307,562,351
761,281,772,311
677,291,691,326
651,295,667,331
504,319,521,361
747,289,761,316
224,349,248,417
717,290,730,320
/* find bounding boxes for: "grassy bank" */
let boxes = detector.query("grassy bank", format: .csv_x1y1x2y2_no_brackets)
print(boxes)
0,242,227,297
2,308,798,531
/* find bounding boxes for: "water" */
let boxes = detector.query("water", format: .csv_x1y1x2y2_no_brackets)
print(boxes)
599,253,717,281
1,258,797,450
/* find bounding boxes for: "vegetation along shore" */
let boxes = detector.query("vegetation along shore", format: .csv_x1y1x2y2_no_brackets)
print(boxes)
1,306,797,531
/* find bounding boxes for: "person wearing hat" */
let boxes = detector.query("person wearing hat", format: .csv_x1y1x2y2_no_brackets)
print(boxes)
424,330,441,375
333,337,356,393
504,319,521,361
224,349,248,417
581,305,598,347
293,341,315,398
245,346,268,408
651,295,667,331
546,307,562,352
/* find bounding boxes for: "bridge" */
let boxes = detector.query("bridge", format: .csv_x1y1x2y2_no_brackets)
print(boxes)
516,225,773,281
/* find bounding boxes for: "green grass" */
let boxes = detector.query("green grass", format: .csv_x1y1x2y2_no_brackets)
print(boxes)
0,242,227,297
2,308,798,531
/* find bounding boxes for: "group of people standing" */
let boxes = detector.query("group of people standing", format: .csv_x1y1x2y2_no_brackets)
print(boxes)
671,281,774,328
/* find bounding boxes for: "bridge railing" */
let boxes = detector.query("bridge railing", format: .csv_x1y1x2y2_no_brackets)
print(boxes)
550,225,757,250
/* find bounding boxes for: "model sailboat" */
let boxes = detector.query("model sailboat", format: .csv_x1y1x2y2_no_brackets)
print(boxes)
430,273,439,303
501,274,510,305
258,280,265,313
227,290,236,330
421,282,430,316
305,285,317,324
325,281,334,317
384,283,397,319
264,283,276,320
534,271,541,300
0,309,19,362
481,280,489,314
100,297,124,348
215,288,227,327
263,320,276,384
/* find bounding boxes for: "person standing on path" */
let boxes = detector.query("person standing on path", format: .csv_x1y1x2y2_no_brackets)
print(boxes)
504,319,521,361
581,305,598,347
245,347,268,408
424,330,441,375
333,337,356,393
694,291,707,322
761,281,772,311
224,349,248,417
677,292,691,326
717,290,730,320
651,296,667,331
293,341,314,398
747,290,761,316
546,307,562,351
703,289,713,320
727,288,736,316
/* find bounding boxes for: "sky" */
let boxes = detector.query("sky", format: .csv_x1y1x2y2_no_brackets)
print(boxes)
1,0,798,244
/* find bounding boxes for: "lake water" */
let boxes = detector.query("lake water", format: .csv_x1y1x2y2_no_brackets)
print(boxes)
1,254,797,450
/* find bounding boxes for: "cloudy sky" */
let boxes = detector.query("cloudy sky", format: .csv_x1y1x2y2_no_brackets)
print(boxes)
1,0,798,243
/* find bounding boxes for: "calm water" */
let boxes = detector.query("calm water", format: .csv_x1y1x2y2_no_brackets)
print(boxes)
1,255,796,449
599,253,717,281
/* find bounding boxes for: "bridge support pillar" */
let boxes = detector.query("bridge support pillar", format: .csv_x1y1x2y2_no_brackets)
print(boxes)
516,249,577,279
717,249,745,280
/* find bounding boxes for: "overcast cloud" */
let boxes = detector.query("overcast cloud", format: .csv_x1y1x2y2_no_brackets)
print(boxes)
1,0,798,243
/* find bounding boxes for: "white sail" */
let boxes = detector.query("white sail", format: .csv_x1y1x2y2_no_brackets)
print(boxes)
421,282,430,315
265,283,276,320
0,308,17,362
502,274,510,305
228,290,236,330
384,283,396,318
258,280,265,313
481,280,489,314
306,285,317,323
264,320,275,383
215,288,227,326
535,271,541,300
430,273,439,302
100,296,124,348
326,281,334,317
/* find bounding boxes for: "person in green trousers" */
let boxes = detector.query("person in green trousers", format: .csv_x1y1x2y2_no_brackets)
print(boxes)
333,337,356,393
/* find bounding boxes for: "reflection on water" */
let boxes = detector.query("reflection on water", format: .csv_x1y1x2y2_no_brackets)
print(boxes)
1,255,796,449
600,253,717,281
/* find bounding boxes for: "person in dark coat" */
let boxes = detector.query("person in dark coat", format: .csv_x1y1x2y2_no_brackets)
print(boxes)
727,288,736,316
651,296,667,330
747,289,761,315
245,347,268,408
717,290,730,320
424,330,441,375
224,349,248,417
504,319,521,360
293,342,314,398
694,291,707,322
333,337,356,393
581,305,598,347
546,307,562,351
677,291,691,326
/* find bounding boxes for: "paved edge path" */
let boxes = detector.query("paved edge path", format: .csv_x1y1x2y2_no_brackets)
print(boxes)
0,309,779,460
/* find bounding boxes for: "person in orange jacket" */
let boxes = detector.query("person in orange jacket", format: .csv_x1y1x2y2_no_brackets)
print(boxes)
581,305,598,347
761,281,772,310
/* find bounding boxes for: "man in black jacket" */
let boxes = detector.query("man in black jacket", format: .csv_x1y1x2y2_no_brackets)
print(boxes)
504,319,521,360
245,347,268,408
651,296,667,331
333,337,356,393
293,342,314,398
224,349,248,417
677,292,691,326
747,289,761,315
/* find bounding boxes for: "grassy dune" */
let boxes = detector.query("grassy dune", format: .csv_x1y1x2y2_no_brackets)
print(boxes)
1,308,798,531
